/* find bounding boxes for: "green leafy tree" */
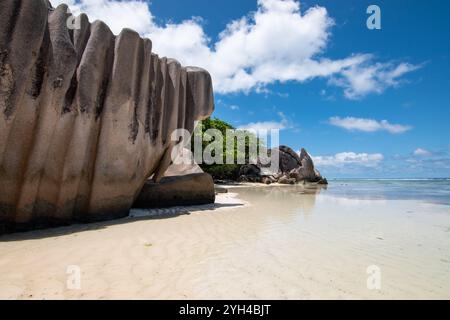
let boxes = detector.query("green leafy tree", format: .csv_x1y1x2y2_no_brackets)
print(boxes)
191,117,264,180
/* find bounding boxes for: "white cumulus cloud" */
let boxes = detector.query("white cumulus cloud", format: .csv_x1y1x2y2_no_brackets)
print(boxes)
328,60,422,100
51,0,153,34
413,148,432,157
329,116,412,134
51,0,421,97
313,152,384,167
238,111,291,133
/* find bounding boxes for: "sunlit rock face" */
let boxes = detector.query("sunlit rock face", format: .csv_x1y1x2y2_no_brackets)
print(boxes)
0,0,214,233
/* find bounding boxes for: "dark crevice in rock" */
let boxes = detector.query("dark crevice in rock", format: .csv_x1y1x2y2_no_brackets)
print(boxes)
67,25,74,45
62,74,77,114
145,92,153,134
94,77,108,116
161,64,172,145
151,58,163,141
0,50,8,69
128,106,139,143
77,24,91,62
177,70,186,129
144,54,155,135
95,37,115,118
184,75,195,132
63,21,91,115
4,0,22,46
129,39,144,143
147,55,157,137
28,30,49,100
0,49,16,119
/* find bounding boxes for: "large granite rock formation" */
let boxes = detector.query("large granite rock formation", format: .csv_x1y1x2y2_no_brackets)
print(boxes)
0,0,214,233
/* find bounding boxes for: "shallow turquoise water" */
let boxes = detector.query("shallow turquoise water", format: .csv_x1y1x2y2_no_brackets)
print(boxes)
324,179,450,205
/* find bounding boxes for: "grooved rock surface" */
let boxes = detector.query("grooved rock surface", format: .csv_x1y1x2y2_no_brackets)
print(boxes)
0,0,214,233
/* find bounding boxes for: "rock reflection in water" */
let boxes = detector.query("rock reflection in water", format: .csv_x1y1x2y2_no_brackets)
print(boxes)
233,184,327,218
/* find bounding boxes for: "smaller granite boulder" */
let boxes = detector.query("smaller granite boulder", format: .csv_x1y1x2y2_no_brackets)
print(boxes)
134,173,215,208
239,164,261,177
278,175,296,185
268,146,302,173
261,176,275,185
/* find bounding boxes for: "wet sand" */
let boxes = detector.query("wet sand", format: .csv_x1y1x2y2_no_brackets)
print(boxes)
0,185,449,299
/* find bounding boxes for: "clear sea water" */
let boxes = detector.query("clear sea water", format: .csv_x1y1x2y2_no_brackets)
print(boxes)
324,179,450,205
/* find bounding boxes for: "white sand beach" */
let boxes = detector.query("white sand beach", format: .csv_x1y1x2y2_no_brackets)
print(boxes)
1,184,450,300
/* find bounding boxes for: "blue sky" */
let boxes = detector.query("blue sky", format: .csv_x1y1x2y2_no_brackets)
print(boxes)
54,0,450,178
